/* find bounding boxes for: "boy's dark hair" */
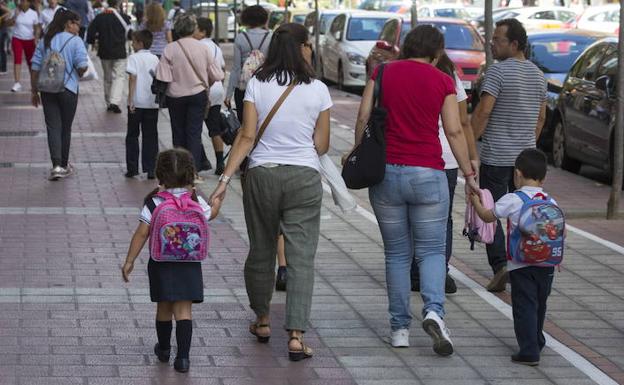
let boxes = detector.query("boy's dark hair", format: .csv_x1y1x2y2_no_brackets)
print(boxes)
173,0,181,6
196,17,213,37
495,18,528,52
400,24,444,62
515,148,547,181
144,148,198,205
240,5,268,28
132,29,153,50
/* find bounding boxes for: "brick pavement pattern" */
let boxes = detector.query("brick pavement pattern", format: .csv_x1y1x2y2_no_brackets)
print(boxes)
0,52,623,385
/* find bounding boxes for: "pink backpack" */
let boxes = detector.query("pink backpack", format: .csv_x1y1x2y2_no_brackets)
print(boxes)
149,191,209,262
463,188,496,249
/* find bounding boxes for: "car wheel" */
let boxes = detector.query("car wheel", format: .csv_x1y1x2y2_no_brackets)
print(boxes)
552,120,581,173
338,62,345,91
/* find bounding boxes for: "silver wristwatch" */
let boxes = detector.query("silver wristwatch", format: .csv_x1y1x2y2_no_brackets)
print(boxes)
218,174,232,185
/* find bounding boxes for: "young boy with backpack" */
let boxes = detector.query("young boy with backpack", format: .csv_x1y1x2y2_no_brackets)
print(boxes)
122,148,222,373
470,148,565,366
125,30,159,179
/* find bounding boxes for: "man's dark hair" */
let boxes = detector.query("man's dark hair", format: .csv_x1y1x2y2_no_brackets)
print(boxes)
515,148,547,181
132,29,153,49
108,0,119,8
400,24,444,61
196,17,213,37
495,18,527,52
173,1,181,6
241,5,268,28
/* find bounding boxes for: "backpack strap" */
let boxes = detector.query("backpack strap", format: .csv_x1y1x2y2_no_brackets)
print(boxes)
146,198,157,214
258,32,269,50
242,32,254,51
514,191,531,203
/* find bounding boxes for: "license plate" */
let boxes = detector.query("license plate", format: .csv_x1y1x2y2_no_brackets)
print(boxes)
462,80,472,90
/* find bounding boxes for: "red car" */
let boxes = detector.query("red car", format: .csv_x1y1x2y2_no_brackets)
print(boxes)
366,17,485,101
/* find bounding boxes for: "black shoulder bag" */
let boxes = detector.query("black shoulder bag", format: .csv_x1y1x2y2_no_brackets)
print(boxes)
341,64,387,190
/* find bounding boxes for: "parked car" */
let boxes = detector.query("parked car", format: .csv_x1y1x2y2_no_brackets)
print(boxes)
358,0,412,14
366,16,485,100
268,9,311,30
191,2,236,40
574,4,620,35
527,29,612,151
304,9,342,67
418,4,473,21
321,11,398,89
551,37,618,174
470,7,522,36
512,7,579,30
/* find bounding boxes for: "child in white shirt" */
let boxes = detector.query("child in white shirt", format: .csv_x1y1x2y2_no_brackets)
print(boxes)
125,30,160,179
470,148,560,367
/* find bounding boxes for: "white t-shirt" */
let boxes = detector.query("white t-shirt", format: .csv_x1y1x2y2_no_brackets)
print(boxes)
139,188,212,224
13,9,39,40
199,38,225,107
244,77,333,171
494,186,558,272
40,5,62,30
439,72,468,170
126,50,160,109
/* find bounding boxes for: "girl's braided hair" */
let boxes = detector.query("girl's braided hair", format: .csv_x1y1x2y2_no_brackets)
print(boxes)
144,148,199,205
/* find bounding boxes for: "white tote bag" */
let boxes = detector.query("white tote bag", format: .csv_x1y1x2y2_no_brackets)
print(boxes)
80,55,99,81
319,154,357,213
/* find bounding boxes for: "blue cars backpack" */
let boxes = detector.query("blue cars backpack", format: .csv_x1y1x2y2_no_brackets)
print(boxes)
508,191,565,266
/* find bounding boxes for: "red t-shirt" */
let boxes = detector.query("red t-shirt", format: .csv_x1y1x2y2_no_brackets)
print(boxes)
372,60,456,170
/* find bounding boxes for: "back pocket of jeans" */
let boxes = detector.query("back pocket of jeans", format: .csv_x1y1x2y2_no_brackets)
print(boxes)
407,173,442,204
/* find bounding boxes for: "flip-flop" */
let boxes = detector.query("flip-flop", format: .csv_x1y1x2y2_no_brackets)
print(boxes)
249,323,271,343
288,336,313,362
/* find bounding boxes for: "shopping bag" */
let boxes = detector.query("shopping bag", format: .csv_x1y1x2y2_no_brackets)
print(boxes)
80,55,99,81
319,154,356,213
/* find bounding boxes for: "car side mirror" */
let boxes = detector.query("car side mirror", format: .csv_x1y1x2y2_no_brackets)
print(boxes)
375,40,393,51
595,75,612,97
547,79,563,94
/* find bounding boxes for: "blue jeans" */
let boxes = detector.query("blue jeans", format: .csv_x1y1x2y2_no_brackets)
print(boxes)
369,165,449,331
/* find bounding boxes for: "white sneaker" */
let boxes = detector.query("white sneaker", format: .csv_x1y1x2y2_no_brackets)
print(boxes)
422,311,453,356
10,82,22,92
48,166,64,181
59,164,74,178
0,71,8,76
390,328,409,348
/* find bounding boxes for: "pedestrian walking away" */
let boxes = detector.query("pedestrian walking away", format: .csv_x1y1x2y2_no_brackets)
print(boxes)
86,0,132,113
122,148,223,374
347,25,479,355
224,5,272,123
194,17,226,175
63,0,89,39
209,23,331,362
7,0,41,92
39,0,63,31
469,149,563,366
139,2,172,58
30,8,88,181
410,52,480,295
125,29,159,180
155,13,224,179
0,0,11,75
471,18,547,292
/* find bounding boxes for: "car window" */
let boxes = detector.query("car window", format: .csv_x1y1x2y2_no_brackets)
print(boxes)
320,14,338,35
570,44,607,81
557,10,575,22
346,17,388,41
607,10,620,22
329,14,345,39
293,14,306,24
379,19,399,44
418,7,430,17
528,37,598,74
530,11,556,20
588,11,609,22
597,46,618,78
434,8,470,19
428,22,484,51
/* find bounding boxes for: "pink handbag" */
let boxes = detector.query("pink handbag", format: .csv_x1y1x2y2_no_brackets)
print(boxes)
463,188,496,249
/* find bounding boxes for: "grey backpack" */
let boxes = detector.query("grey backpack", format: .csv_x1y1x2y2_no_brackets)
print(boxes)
37,36,76,93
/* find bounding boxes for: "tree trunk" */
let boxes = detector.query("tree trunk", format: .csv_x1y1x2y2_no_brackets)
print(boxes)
484,0,493,69
315,0,321,77
411,0,417,27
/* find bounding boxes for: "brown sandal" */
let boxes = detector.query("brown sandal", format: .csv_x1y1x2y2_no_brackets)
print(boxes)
249,323,271,343
288,336,313,361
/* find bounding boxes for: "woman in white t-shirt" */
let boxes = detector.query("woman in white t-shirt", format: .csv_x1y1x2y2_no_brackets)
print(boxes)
410,53,479,294
8,0,40,92
209,23,331,362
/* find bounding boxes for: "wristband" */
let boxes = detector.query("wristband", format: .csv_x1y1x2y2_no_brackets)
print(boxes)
463,171,476,178
218,174,231,185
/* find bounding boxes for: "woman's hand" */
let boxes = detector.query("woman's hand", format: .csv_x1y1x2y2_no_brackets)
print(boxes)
31,92,40,108
121,261,134,282
341,148,354,166
464,175,480,199
224,99,231,109
209,182,228,206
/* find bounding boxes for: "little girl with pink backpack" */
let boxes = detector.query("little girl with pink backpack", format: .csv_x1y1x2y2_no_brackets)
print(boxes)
121,148,222,374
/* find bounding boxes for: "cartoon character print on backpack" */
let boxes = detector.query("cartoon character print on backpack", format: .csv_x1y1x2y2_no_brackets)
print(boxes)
149,191,210,262
508,191,565,266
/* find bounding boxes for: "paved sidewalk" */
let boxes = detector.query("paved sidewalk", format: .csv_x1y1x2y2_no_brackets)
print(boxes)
0,54,623,385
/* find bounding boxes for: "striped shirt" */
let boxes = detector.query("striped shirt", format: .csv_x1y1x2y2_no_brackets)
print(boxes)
480,58,546,166
140,21,171,58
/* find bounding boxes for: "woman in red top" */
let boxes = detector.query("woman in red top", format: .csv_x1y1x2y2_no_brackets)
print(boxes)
346,25,479,356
